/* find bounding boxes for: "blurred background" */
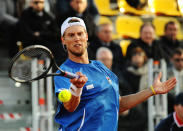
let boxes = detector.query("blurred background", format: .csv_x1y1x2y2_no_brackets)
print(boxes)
0,0,183,131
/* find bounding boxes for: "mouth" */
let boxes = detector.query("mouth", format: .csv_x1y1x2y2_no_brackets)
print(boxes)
74,44,82,47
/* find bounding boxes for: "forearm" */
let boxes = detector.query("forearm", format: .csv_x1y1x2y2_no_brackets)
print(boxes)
60,72,88,112
119,88,153,113
63,82,83,112
119,72,177,113
63,95,80,112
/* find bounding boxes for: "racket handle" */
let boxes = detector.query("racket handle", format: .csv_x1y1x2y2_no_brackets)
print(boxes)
64,72,79,79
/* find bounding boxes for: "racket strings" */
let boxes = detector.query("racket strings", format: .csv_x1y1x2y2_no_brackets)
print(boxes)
11,48,51,81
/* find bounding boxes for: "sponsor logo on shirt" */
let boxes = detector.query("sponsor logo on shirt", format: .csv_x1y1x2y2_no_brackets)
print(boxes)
106,77,112,84
86,84,94,90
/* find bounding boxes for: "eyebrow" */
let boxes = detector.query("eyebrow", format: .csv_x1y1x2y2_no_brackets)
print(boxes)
67,31,83,34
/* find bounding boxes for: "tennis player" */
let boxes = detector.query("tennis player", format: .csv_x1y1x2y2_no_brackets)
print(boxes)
54,17,177,131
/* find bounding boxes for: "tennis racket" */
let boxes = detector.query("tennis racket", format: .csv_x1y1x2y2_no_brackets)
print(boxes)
8,45,79,83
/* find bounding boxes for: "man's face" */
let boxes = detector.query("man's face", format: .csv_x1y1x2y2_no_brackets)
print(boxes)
97,24,113,43
70,0,87,13
174,104,183,121
32,0,44,12
172,54,183,71
97,51,113,69
140,25,155,45
62,25,88,57
165,23,178,41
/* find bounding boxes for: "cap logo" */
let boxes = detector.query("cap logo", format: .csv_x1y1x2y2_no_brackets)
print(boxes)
68,19,80,23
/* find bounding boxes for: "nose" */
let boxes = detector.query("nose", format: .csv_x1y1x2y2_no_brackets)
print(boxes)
74,34,81,41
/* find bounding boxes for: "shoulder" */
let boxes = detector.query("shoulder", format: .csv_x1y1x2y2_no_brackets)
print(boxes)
21,7,33,18
126,39,140,52
44,11,54,19
110,41,121,48
92,60,106,68
159,36,166,42
92,60,111,72
23,7,32,13
159,36,168,45
153,39,161,45
93,60,118,79
109,41,123,54
155,113,174,131
128,39,140,47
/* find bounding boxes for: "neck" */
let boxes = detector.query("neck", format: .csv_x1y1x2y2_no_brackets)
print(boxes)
176,112,183,123
68,51,89,64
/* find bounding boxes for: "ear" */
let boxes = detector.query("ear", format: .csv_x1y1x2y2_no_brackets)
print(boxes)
70,0,73,7
61,37,65,44
61,37,67,51
86,33,88,41
170,57,174,63
174,105,176,111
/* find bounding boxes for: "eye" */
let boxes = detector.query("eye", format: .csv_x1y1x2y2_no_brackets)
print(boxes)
69,33,74,37
78,32,83,36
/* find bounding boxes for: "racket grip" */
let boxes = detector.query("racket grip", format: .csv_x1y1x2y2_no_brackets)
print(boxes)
65,72,79,79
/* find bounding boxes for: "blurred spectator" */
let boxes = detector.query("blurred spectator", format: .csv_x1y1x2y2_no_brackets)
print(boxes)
14,0,65,65
160,21,183,66
167,48,183,94
0,0,18,23
89,23,125,71
16,0,59,47
167,48,183,113
55,0,99,24
123,47,148,93
155,92,183,131
16,0,56,17
0,0,18,48
96,47,113,69
126,23,163,61
118,47,148,131
56,0,97,40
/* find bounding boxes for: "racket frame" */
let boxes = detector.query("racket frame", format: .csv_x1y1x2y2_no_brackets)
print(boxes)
9,45,54,83
9,45,78,83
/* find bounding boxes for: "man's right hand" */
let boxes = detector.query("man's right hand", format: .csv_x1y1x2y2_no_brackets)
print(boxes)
70,72,88,88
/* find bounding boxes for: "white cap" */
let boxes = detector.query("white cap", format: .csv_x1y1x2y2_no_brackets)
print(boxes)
61,17,87,36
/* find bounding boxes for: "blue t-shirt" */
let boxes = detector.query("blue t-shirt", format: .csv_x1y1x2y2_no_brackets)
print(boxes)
54,59,119,131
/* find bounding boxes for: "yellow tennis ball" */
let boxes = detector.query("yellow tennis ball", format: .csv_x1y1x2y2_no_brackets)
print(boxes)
58,89,72,102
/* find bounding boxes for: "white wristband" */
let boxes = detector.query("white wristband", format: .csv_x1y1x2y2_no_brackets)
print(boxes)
69,83,83,96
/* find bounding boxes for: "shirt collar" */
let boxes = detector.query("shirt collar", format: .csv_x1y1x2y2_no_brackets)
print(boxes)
173,112,183,127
